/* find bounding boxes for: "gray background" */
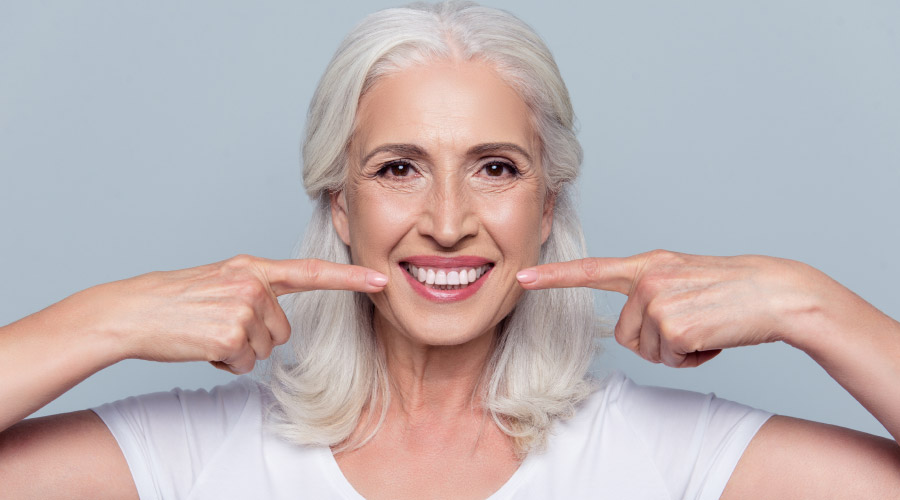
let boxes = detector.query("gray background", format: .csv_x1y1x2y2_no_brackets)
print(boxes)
2,1,897,439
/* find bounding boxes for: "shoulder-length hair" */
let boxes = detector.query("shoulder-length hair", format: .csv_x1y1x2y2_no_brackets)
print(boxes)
265,0,600,457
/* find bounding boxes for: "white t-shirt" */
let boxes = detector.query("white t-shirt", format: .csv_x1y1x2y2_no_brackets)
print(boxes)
92,372,771,499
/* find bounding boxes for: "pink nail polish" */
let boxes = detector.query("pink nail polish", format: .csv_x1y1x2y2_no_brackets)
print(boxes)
516,269,537,284
367,272,388,287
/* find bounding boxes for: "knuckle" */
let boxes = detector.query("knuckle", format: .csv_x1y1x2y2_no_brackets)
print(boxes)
255,343,273,360
644,299,662,319
637,340,654,361
272,319,292,345
580,258,602,281
614,323,638,351
301,259,324,283
660,351,682,368
664,322,694,351
226,254,255,270
646,249,686,270
646,249,670,262
234,279,267,302
218,328,246,353
655,315,678,337
232,303,257,324
613,322,627,344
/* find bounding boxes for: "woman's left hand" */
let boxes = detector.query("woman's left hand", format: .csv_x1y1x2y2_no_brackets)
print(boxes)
516,249,840,367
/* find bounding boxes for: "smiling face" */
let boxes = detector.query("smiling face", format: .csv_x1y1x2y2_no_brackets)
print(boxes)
331,59,554,347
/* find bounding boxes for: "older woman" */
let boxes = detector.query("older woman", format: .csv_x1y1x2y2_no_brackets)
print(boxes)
2,2,899,499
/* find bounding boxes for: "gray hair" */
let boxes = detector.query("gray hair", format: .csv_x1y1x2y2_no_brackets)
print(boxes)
265,0,599,457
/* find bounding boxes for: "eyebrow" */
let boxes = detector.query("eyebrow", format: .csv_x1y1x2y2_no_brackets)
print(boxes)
466,142,533,164
361,143,428,166
361,142,533,165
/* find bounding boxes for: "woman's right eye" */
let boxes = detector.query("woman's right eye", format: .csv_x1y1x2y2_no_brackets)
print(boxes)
377,161,415,178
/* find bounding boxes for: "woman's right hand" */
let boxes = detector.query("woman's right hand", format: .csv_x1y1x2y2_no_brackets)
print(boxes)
82,255,388,374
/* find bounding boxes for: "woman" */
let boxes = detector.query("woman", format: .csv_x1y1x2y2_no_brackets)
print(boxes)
2,2,899,498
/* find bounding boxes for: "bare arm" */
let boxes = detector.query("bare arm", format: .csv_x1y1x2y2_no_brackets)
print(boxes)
519,250,900,495
0,287,127,433
725,266,900,497
0,255,387,498
0,411,139,500
723,416,900,499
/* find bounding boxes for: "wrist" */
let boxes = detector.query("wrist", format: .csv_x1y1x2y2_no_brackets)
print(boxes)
771,261,838,350
58,284,134,366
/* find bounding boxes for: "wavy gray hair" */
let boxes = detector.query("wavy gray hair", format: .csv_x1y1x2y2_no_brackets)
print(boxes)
265,0,600,456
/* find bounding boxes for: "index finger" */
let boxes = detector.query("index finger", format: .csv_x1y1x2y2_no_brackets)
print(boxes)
261,258,388,296
516,257,639,295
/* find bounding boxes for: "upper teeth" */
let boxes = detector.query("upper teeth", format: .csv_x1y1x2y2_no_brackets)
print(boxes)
404,263,492,290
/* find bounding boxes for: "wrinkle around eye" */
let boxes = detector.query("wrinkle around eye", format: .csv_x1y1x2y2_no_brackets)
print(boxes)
362,161,426,192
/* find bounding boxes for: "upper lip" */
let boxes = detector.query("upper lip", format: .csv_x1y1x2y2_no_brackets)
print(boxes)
401,255,493,267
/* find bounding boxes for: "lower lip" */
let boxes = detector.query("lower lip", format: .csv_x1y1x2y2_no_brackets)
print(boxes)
400,265,492,303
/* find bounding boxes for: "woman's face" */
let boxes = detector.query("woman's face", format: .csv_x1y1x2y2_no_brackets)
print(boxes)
332,59,553,346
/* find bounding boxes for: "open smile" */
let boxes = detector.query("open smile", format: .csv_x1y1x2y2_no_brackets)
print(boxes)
398,256,495,302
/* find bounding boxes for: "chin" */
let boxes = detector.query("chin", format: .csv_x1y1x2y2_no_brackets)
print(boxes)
393,313,501,347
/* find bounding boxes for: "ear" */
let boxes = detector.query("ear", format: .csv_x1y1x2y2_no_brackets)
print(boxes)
330,190,351,246
540,191,556,244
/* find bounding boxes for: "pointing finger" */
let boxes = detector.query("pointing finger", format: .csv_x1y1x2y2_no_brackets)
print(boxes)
261,258,388,296
516,257,640,295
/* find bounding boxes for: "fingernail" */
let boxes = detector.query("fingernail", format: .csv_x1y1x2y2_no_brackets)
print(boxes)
516,269,538,284
366,272,388,287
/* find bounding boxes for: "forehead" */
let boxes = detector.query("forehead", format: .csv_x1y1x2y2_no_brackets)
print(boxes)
353,60,537,157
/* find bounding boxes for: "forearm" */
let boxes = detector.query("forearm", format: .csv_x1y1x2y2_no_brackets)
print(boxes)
0,286,126,432
784,274,900,443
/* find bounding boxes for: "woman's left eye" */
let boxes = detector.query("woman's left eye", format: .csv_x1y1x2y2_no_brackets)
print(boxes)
375,160,417,178
481,161,519,178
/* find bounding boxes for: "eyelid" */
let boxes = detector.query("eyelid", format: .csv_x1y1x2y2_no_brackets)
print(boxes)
478,158,521,177
374,158,420,178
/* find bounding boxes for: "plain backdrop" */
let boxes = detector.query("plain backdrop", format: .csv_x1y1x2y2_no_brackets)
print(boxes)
2,1,898,439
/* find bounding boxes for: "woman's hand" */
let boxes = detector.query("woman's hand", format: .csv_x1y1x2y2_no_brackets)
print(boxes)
79,255,388,374
0,254,386,432
516,249,840,367
519,249,900,495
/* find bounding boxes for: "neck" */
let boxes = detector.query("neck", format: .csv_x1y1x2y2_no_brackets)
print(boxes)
374,313,498,422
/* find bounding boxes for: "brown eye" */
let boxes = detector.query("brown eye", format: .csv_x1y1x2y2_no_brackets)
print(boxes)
378,161,414,178
482,161,518,177
390,162,409,176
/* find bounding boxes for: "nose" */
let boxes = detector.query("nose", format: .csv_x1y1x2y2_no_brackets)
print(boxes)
417,174,478,248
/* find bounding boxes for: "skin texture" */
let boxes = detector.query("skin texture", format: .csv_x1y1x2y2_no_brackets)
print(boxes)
2,59,899,499
0,256,386,498
330,59,552,499
520,250,900,497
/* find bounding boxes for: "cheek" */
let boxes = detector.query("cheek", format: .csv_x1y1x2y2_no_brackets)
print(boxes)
478,193,546,262
347,191,418,267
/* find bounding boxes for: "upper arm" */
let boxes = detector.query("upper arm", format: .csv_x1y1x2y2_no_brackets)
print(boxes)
722,415,900,499
0,410,138,500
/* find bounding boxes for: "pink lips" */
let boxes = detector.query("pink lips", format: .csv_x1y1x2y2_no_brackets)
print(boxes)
403,255,492,267
399,255,493,303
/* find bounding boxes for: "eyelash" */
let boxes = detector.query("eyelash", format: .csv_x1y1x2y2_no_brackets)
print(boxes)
374,160,521,179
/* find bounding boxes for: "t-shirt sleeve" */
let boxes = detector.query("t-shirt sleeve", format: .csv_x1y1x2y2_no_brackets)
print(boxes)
91,377,259,500
611,375,773,500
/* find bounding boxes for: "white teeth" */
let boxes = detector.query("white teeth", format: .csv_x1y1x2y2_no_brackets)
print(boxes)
405,263,493,290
